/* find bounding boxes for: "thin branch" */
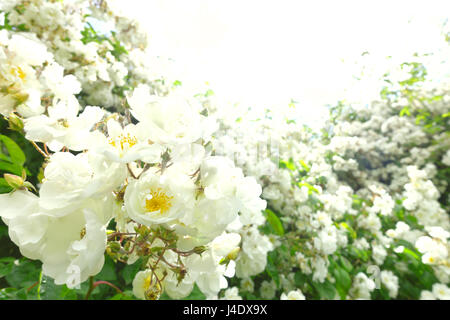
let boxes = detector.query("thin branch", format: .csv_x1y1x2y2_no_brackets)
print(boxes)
31,141,49,158
43,143,50,156
85,279,122,300
107,232,137,240
127,163,137,179
137,163,151,179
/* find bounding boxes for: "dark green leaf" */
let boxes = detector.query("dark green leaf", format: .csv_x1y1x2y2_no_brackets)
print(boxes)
0,135,25,166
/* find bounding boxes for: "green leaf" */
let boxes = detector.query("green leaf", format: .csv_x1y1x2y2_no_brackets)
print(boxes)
348,246,369,262
0,178,13,193
0,153,11,162
339,256,353,273
0,135,25,166
95,255,117,282
265,209,284,236
298,160,310,172
0,257,15,278
39,275,77,300
294,271,308,287
0,223,8,238
339,222,357,239
279,159,295,171
266,251,280,287
402,248,420,261
0,288,19,300
5,258,41,289
109,290,134,300
0,160,23,176
313,280,336,300
399,107,410,117
332,266,352,299
121,258,142,285
0,287,28,300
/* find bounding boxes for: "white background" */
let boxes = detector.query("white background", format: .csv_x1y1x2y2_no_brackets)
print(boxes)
121,0,450,127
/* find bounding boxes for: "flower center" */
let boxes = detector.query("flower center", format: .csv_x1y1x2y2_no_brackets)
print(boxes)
144,275,153,291
10,66,26,81
145,188,173,214
109,133,138,151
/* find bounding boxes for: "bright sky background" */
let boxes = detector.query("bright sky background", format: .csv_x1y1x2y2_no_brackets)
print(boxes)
122,0,450,128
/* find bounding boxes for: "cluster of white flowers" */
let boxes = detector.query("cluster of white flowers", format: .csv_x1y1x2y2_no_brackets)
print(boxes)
0,5,268,299
1,0,449,301
280,289,305,300
402,166,449,228
348,272,376,300
1,0,175,110
420,283,450,300
208,52,450,300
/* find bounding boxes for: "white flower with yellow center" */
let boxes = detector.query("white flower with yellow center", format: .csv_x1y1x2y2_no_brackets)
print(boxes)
280,289,306,300
432,283,450,300
132,269,165,300
415,235,448,265
0,32,50,117
131,247,195,300
124,167,195,226
94,118,163,164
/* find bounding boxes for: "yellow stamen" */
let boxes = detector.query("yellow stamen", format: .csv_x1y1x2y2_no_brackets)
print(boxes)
144,275,153,290
145,188,173,214
10,66,26,81
109,133,138,150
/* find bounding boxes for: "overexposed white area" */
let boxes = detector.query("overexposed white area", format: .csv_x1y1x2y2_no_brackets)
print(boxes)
119,0,450,128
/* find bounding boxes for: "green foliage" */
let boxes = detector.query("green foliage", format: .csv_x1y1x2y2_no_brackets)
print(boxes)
0,254,151,300
266,251,280,287
329,258,352,299
0,11,29,32
264,209,285,236
313,280,336,300
80,22,128,61
0,117,44,191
